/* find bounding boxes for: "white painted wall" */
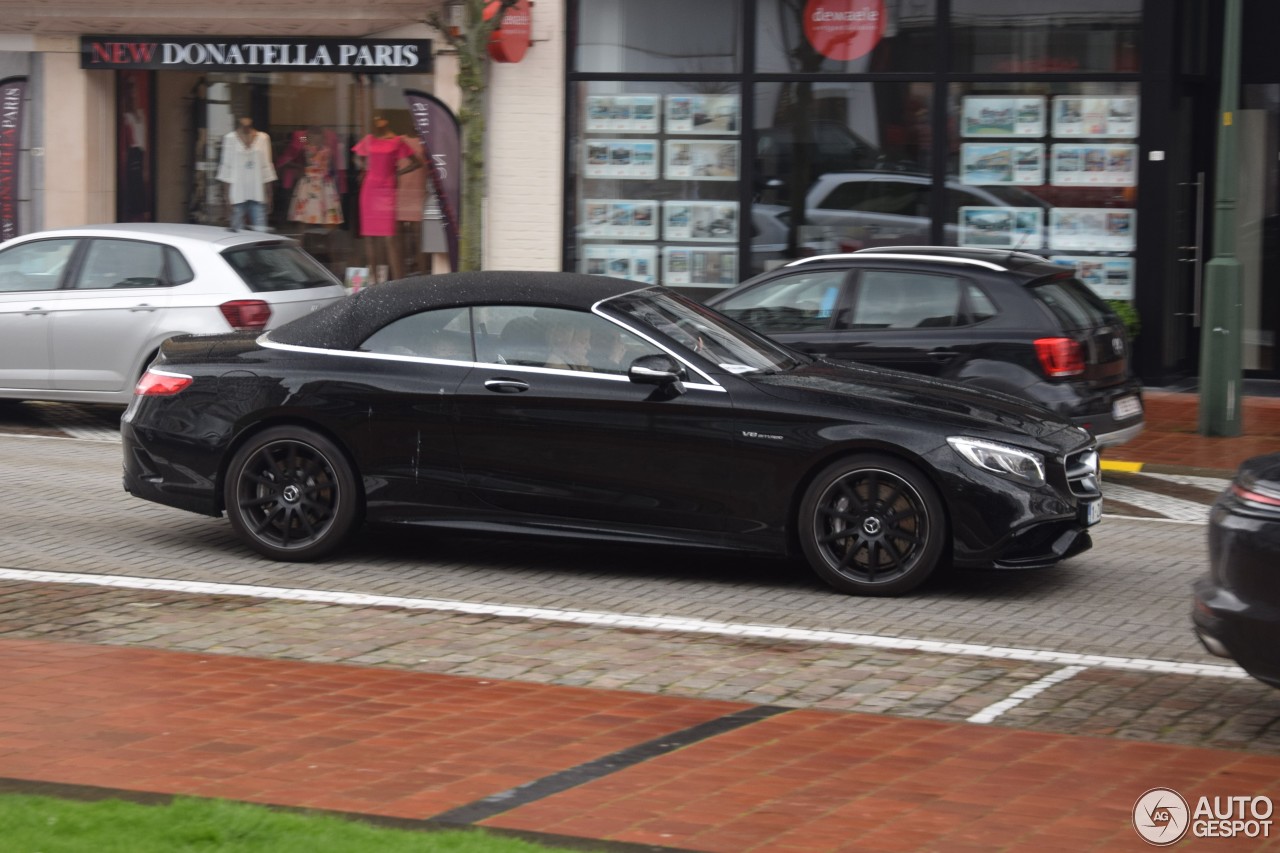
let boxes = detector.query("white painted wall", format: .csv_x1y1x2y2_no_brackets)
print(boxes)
483,0,565,270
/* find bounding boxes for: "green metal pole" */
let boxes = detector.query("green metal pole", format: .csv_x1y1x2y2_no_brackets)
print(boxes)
1199,0,1244,436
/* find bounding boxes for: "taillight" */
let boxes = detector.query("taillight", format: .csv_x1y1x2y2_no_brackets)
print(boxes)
1034,337,1084,378
1232,483,1280,508
219,299,272,330
134,369,193,396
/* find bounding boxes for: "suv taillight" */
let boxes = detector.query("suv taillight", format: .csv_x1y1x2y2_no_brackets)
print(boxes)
134,369,193,396
1034,337,1084,378
219,299,272,330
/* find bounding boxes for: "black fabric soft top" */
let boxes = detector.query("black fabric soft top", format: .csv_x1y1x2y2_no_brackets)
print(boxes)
268,270,653,351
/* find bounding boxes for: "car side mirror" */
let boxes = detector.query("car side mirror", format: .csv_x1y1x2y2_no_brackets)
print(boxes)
628,354,687,396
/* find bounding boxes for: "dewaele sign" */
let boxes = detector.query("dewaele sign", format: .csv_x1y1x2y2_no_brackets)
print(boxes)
81,36,432,74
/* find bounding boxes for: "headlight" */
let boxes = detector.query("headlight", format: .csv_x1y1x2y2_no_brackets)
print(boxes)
947,437,1045,487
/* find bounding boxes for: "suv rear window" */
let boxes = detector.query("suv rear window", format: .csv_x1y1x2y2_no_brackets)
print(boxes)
1028,274,1111,330
222,244,339,293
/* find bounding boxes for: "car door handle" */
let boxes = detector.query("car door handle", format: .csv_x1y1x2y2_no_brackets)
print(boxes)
130,304,156,312
484,378,530,394
929,349,958,360
23,307,47,315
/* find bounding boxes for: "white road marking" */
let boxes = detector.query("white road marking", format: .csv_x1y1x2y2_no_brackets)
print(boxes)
967,665,1088,724
1102,482,1211,523
0,567,1247,681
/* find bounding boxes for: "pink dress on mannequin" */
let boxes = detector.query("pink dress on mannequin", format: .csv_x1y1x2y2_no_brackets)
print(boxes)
353,134,412,237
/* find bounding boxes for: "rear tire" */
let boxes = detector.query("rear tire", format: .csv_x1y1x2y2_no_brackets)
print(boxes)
223,426,360,561
798,454,946,596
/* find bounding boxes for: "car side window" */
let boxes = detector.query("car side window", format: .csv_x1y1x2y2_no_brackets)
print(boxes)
715,270,845,332
474,305,659,374
819,180,927,217
73,239,169,290
360,307,473,360
0,239,78,292
966,284,998,323
850,271,964,329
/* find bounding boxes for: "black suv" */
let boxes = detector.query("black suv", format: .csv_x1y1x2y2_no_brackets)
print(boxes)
705,247,1144,447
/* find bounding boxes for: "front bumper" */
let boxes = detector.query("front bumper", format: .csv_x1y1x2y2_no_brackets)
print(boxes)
1193,578,1280,688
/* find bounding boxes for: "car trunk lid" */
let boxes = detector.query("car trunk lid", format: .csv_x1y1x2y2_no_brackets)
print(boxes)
1027,272,1130,387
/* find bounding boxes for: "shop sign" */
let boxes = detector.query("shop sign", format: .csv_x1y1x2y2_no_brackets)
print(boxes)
0,76,26,242
80,36,432,73
485,0,532,64
803,0,885,62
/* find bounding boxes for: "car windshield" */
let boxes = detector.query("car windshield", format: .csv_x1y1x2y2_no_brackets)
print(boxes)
604,288,806,375
222,244,339,292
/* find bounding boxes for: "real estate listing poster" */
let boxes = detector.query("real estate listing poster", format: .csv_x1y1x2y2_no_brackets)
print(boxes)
960,96,1046,137
662,246,738,286
585,95,660,133
582,199,659,240
958,206,1045,250
662,201,739,242
665,94,740,135
664,140,740,180
581,244,658,284
1049,255,1136,301
960,143,1045,185
1050,144,1137,186
584,139,659,179
1048,208,1136,252
1052,96,1139,138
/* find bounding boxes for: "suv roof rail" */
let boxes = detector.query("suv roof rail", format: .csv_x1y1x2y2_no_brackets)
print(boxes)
785,252,1011,272
852,245,1049,264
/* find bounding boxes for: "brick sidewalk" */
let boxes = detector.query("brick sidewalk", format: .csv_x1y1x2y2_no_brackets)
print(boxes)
2,637,1276,852
1104,391,1280,473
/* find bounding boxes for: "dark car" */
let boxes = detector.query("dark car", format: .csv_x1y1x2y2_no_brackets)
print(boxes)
1194,453,1280,688
705,246,1144,448
122,271,1102,597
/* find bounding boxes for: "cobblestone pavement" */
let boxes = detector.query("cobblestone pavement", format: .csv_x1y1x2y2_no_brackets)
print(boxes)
1,419,1278,758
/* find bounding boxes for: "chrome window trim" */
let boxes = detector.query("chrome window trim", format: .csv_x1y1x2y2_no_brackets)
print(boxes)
255,334,727,393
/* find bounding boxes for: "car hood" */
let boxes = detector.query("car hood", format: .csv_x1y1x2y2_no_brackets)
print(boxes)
747,359,1088,454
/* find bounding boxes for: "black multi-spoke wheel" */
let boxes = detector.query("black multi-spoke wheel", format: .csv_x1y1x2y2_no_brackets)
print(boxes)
223,426,360,561
799,454,946,596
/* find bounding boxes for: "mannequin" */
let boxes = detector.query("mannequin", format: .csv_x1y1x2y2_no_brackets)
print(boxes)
353,115,422,281
396,135,427,273
277,125,345,229
217,116,277,231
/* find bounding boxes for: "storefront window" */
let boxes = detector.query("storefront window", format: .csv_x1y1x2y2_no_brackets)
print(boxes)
755,0,937,74
575,0,742,74
946,83,1140,300
571,81,743,291
951,0,1141,74
753,81,932,271
153,71,436,281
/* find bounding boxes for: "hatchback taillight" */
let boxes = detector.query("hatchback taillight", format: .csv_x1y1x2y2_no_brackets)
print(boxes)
1034,337,1085,378
1232,483,1280,508
134,369,193,396
219,299,272,330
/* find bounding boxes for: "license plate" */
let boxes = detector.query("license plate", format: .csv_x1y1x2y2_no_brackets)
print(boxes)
1081,499,1103,526
1112,395,1142,421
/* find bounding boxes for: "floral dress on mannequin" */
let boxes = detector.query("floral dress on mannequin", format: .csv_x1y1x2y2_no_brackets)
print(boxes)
287,136,343,226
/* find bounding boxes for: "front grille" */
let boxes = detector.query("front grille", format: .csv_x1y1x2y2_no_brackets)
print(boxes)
1064,448,1101,498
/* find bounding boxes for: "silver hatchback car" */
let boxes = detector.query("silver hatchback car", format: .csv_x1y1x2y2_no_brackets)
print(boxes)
0,223,347,405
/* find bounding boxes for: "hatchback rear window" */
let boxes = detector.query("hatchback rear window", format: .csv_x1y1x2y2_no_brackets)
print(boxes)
1028,274,1111,330
222,244,339,292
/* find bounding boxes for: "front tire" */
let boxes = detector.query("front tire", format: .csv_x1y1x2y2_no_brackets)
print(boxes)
223,426,360,561
798,454,946,596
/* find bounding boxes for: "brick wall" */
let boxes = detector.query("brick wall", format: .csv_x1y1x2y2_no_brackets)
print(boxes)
484,0,565,271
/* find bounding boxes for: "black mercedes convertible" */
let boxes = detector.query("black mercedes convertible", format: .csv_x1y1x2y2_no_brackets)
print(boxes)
122,271,1102,596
